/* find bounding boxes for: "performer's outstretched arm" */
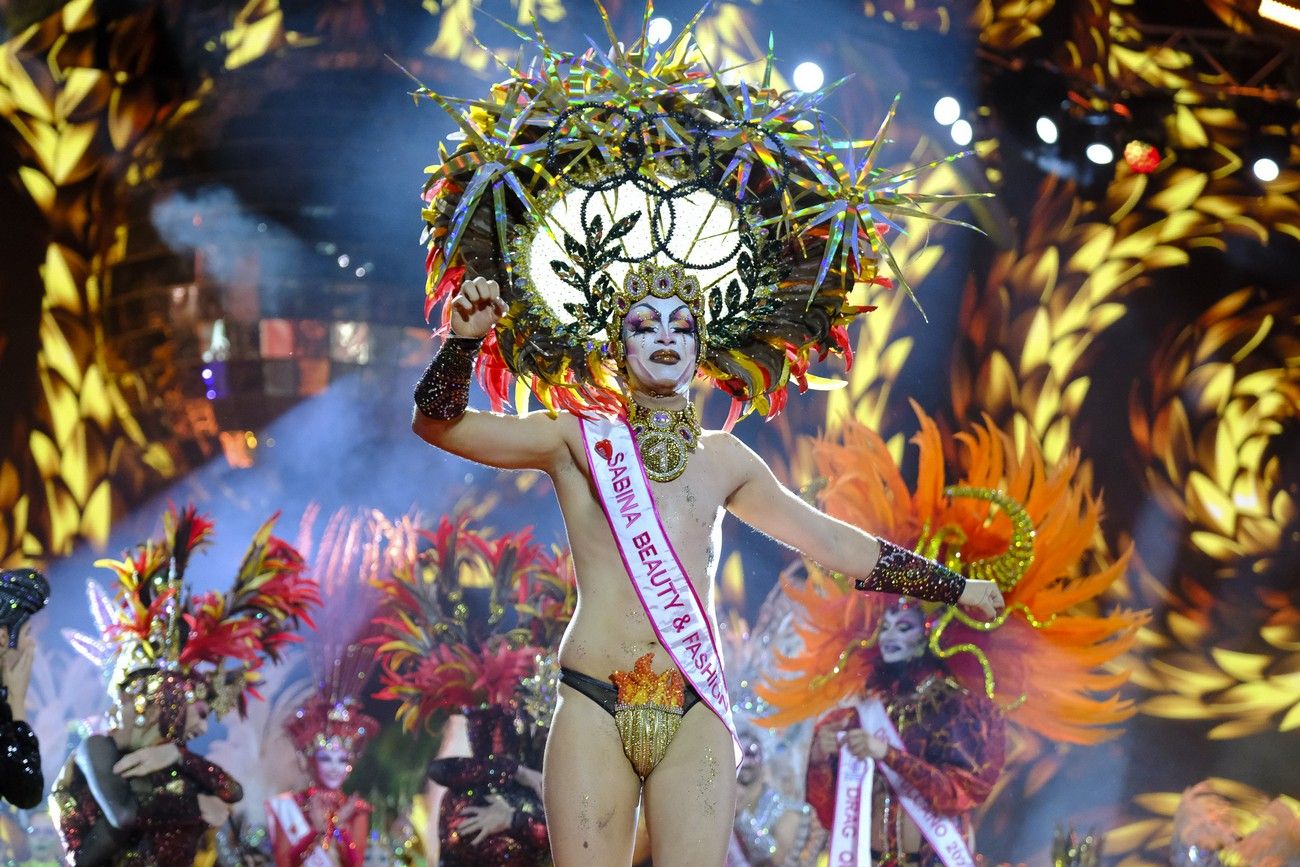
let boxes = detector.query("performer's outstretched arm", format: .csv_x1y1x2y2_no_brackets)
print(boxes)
722,434,1004,616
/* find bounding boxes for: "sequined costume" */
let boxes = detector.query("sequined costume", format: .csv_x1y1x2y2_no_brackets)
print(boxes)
0,684,41,809
428,705,549,866
732,788,822,867
268,509,387,867
269,787,371,867
53,506,318,867
758,410,1150,865
50,737,242,866
804,658,1005,866
0,567,48,810
560,658,703,779
373,517,574,867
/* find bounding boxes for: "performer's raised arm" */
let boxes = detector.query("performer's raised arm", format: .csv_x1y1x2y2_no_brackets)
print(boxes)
411,276,575,473
722,434,1005,616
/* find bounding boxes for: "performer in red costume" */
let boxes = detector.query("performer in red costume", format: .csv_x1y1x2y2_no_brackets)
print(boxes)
760,411,1149,867
52,506,318,867
268,689,377,867
267,508,389,867
373,516,574,867
804,598,1004,866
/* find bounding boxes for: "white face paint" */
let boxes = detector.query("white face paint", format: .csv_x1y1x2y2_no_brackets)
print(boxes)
312,746,352,791
877,606,928,664
621,295,699,396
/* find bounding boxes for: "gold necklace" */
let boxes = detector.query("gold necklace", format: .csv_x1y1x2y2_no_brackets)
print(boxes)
628,401,701,482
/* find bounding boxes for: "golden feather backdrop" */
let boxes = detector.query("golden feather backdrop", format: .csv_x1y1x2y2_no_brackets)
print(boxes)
2,0,1298,863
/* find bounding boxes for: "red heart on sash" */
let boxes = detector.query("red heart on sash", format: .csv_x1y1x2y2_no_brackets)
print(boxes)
595,439,613,462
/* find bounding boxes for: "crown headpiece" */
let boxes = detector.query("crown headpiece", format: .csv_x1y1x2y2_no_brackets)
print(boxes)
287,694,379,758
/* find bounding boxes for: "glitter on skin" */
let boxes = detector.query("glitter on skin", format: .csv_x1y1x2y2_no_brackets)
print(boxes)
700,746,719,815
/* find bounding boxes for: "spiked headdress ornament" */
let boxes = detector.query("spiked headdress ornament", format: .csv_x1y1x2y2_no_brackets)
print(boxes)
418,6,985,419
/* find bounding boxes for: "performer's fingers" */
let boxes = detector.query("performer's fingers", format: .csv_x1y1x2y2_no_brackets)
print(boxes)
451,295,474,315
493,297,508,314
480,278,500,300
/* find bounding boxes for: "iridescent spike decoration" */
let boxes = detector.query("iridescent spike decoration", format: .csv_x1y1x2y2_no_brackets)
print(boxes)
415,1,989,419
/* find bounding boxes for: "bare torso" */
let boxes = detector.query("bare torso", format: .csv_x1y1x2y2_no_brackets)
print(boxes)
549,420,734,682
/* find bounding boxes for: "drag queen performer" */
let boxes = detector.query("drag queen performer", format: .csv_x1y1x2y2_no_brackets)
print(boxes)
408,12,1003,866
269,684,377,867
804,598,1004,866
267,507,386,867
52,506,318,866
372,517,573,866
760,410,1149,866
1,568,49,810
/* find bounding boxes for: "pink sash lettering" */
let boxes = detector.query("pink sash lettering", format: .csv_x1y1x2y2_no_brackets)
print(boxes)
829,744,874,866
829,700,977,867
579,416,740,768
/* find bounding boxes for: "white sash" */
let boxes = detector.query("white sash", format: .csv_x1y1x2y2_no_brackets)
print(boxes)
579,415,740,767
266,794,336,867
828,745,874,866
829,700,977,867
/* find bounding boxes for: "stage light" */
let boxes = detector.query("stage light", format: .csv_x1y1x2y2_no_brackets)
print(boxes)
950,119,973,146
933,96,961,126
1036,116,1059,144
1259,0,1300,30
206,389,217,400
355,266,366,277
792,62,824,93
337,254,350,268
1253,157,1281,182
1085,142,1115,165
1243,125,1290,183
647,17,673,45
202,368,213,380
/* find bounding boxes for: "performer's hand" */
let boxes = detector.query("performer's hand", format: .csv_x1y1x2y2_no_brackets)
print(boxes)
114,742,181,778
843,729,873,760
458,793,514,844
515,765,544,798
197,793,232,827
450,276,507,339
0,627,35,722
958,579,1004,619
815,727,841,756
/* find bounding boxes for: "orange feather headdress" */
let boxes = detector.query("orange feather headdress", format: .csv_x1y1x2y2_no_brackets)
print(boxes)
757,404,1148,745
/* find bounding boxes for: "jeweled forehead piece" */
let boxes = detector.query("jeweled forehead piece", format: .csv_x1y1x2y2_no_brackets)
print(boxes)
617,262,702,315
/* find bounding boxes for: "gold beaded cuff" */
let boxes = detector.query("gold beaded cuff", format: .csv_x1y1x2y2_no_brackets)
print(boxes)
854,538,965,605
414,336,483,420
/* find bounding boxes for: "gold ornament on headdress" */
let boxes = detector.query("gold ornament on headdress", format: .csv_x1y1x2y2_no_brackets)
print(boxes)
921,487,1049,705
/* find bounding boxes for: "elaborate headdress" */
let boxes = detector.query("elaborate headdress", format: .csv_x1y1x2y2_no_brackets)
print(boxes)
418,6,983,418
758,406,1149,746
372,515,576,731
65,505,320,737
0,568,49,646
284,506,390,760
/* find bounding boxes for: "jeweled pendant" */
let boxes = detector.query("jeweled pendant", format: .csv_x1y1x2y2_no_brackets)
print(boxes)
639,431,688,482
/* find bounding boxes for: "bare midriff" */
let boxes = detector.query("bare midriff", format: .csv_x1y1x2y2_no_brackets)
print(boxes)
550,432,731,684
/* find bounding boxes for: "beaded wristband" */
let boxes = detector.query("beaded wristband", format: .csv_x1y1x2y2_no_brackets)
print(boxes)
854,538,965,605
414,335,483,420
